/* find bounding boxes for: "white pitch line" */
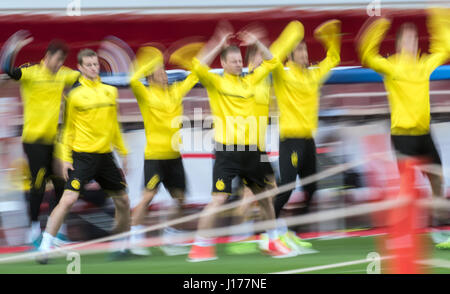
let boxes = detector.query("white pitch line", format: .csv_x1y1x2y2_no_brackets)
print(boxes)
417,259,450,269
270,257,450,274
269,257,391,274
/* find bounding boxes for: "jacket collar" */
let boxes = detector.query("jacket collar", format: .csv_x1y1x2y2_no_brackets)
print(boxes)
39,60,55,76
79,75,102,87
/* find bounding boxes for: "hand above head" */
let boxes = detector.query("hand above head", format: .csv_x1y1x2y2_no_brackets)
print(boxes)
237,25,266,47
213,20,234,49
196,21,234,66
237,26,272,60
237,30,259,47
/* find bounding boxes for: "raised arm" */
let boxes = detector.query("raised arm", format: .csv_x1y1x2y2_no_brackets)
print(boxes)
423,8,450,74
427,7,450,55
356,17,393,75
168,42,203,103
311,19,342,82
130,46,164,83
187,23,233,88
237,29,278,85
237,30,273,61
169,42,205,70
197,21,233,66
129,46,164,102
170,73,199,105
269,20,305,63
1,32,33,81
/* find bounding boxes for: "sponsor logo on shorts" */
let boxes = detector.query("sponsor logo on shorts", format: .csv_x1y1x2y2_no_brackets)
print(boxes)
291,151,298,168
215,179,225,191
146,174,160,190
34,167,47,189
71,179,81,190
264,178,273,185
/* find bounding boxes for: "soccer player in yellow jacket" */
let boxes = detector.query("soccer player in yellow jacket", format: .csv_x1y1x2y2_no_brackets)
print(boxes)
36,49,130,263
127,45,201,256
2,38,80,246
222,45,276,256
357,12,449,199
358,10,450,250
245,45,276,184
271,20,341,221
185,21,303,261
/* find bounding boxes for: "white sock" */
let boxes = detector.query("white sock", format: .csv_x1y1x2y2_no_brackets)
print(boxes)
276,219,288,236
39,232,54,250
266,229,278,240
58,223,68,236
117,237,129,252
163,227,184,245
164,226,182,235
28,221,41,242
195,235,213,247
130,225,145,244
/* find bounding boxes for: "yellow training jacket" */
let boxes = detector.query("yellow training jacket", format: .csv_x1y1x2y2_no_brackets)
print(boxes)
273,44,340,139
192,58,278,146
129,56,198,159
19,61,80,144
358,18,450,135
252,71,271,151
59,76,128,163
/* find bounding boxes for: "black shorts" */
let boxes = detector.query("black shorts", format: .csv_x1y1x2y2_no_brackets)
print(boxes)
278,138,317,187
23,143,57,189
258,149,275,177
65,152,127,193
212,144,268,194
391,134,441,165
144,157,186,191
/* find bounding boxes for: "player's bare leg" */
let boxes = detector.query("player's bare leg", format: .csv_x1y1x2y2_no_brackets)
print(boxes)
129,189,157,255
110,191,131,234
131,189,157,227
159,188,190,256
187,194,227,261
197,193,228,234
45,190,79,237
36,189,79,264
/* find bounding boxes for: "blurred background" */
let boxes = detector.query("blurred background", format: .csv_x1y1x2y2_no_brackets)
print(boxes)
0,0,449,273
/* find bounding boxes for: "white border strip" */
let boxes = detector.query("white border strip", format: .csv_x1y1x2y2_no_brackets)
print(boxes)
270,256,392,274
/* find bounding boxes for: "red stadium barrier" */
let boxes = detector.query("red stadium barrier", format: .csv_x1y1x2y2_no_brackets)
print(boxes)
0,9,444,70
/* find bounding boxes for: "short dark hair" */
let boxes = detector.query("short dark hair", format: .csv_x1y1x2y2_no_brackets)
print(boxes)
396,22,418,45
46,40,69,57
77,49,97,65
220,45,241,61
